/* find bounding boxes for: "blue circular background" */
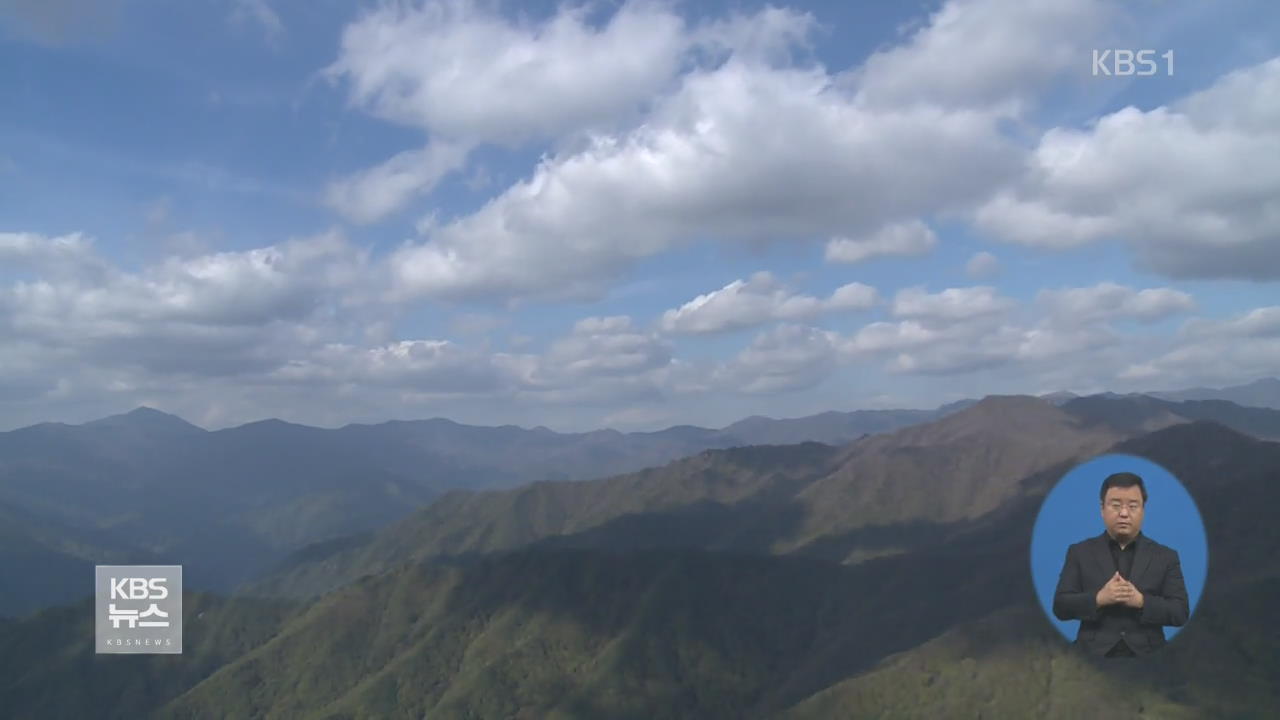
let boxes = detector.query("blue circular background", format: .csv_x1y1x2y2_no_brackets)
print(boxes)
1030,453,1208,642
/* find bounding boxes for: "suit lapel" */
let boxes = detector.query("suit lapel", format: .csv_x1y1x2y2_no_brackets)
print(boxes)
1091,533,1114,579
1130,533,1153,584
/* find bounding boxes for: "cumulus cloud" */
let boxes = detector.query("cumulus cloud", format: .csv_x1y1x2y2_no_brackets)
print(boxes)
364,0,1136,300
0,227,1249,430
388,59,1019,301
712,323,844,393
0,230,377,380
327,0,1120,235
825,220,938,264
0,235,701,427
0,231,111,280
850,0,1115,112
890,285,1016,322
541,315,672,380
965,251,1000,279
658,271,877,335
842,284,1126,376
1037,282,1196,323
325,0,691,222
325,142,471,224
270,339,518,394
10,0,1265,430
975,57,1280,279
1119,306,1280,385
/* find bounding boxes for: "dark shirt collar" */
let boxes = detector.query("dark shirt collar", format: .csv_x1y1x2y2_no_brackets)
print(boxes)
1105,530,1142,550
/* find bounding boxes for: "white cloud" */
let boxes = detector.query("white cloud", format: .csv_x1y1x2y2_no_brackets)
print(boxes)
329,0,689,143
658,271,877,335
324,0,691,222
975,57,1280,279
691,4,817,65
850,0,1115,112
361,0,1148,302
828,282,881,310
712,323,843,393
852,318,1119,376
1179,306,1280,340
542,315,672,379
0,231,110,280
0,229,377,379
1120,306,1280,385
325,142,471,225
270,339,518,394
389,58,1019,301
965,250,1000,279
371,0,1130,302
842,284,1124,375
825,220,938,264
890,285,1016,322
0,227,1261,430
15,0,1270,430
1037,282,1196,323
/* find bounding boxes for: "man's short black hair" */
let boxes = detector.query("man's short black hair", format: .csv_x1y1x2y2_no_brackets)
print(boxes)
1100,471,1148,504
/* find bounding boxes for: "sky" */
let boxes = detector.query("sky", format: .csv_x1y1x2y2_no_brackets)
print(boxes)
1030,453,1208,642
1,0,1278,432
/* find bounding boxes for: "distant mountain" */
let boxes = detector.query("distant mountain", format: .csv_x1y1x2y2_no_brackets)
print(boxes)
82,406,207,436
1038,390,1079,405
935,397,981,414
2,384,1272,617
0,410,442,606
718,408,940,445
0,500,160,618
245,395,1124,599
4,420,1277,718
1148,376,1280,409
1061,393,1280,440
0,399,966,610
246,392,1280,602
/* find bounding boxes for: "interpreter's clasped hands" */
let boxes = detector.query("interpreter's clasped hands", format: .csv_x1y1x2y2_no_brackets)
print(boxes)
1096,571,1144,609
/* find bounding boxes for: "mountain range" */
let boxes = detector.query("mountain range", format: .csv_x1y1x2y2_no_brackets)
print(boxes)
244,391,1280,600
1,378,1279,717
0,402,959,615
1147,376,1280,409
2,411,1278,717
3,382,1279,617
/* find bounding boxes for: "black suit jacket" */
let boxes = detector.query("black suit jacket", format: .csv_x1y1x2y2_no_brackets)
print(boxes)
1052,532,1190,656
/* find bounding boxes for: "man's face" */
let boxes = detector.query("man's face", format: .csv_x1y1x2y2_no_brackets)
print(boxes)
1101,485,1145,541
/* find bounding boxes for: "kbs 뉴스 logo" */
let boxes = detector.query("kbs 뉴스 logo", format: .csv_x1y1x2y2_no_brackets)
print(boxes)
95,565,182,654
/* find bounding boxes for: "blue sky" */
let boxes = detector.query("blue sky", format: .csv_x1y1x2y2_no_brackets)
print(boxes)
1,0,1278,431
1030,454,1209,642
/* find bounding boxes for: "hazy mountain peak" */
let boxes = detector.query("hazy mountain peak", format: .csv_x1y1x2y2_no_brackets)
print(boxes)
952,394,1058,423
972,393,1045,406
862,393,1101,451
1038,390,1078,405
84,406,205,432
1120,417,1257,453
224,417,316,433
1147,376,1280,410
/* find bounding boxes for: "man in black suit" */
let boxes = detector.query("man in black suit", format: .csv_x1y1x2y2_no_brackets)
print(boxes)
1052,471,1190,657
